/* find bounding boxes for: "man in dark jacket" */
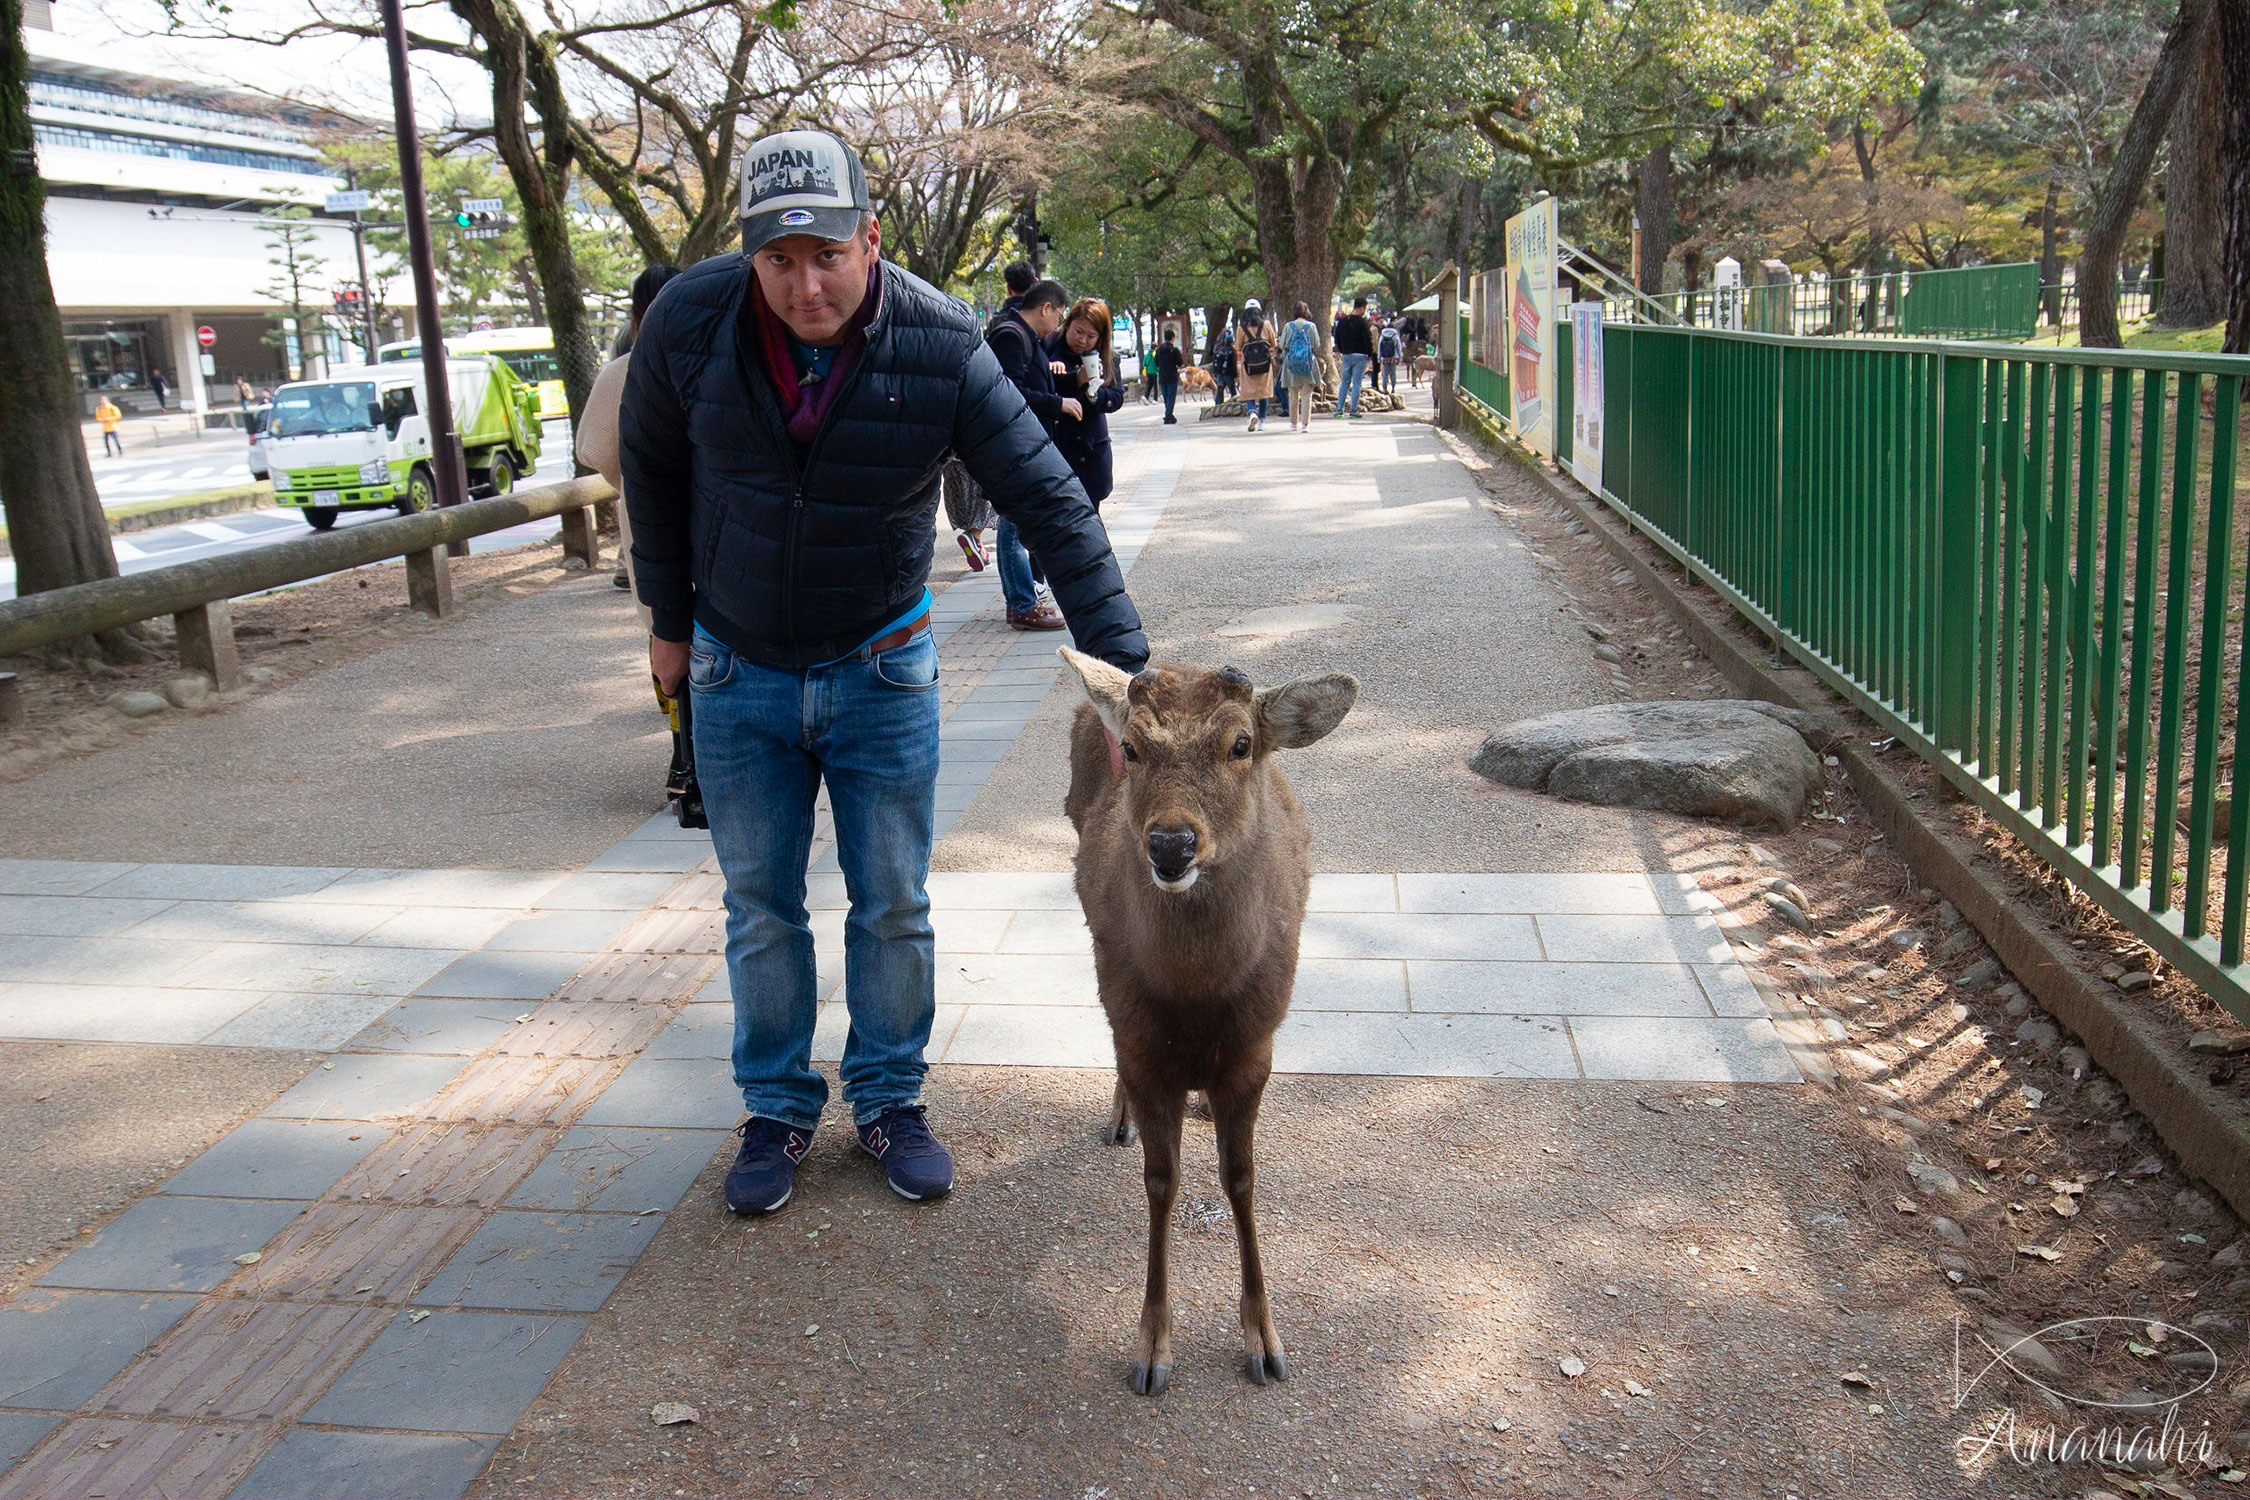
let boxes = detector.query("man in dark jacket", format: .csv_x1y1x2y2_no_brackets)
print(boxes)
985,279,1079,629
1332,296,1374,418
1153,330,1184,424
623,129,1147,1217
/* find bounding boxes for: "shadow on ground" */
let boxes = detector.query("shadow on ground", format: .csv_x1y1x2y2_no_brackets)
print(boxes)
470,1067,2043,1499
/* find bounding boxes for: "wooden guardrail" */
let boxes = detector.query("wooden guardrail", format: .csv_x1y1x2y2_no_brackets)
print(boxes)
0,476,617,697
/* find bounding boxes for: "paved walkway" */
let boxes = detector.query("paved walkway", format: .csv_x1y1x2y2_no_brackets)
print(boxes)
0,400,1804,1499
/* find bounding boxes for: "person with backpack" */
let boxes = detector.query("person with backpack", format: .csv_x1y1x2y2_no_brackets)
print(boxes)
1376,315,1403,396
984,277,1079,631
1234,300,1275,432
1278,300,1322,432
1213,329,1237,403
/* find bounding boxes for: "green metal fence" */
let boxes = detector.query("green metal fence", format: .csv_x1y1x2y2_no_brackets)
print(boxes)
1900,263,2042,339
1629,266,2161,342
1580,322,2250,1016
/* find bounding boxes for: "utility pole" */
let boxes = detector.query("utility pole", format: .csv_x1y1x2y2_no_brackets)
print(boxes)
380,0,467,525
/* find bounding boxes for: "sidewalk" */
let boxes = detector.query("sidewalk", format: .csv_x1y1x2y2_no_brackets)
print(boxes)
0,401,2041,1497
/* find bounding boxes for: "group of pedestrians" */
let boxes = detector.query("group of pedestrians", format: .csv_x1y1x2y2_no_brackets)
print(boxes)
954,261,1128,632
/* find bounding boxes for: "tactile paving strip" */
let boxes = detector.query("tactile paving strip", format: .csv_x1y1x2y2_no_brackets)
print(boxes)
225,1204,483,1305
91,1299,389,1421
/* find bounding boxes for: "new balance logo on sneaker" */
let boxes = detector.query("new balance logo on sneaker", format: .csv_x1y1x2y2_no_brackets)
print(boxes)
726,1116,810,1216
856,1105,954,1201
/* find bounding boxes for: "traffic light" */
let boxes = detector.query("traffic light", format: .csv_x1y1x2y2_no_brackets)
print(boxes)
332,282,366,316
452,198,511,239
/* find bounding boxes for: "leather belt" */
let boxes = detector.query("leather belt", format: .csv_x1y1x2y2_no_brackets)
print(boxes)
855,611,930,659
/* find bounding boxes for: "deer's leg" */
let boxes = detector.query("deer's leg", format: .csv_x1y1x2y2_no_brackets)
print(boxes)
1210,1065,1286,1386
1104,1077,1135,1146
1129,1081,1185,1396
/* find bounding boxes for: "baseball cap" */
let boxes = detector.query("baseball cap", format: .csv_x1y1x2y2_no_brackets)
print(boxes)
739,129,872,255
1244,297,1261,310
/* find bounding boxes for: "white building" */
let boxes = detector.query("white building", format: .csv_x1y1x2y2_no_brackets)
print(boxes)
27,6,403,421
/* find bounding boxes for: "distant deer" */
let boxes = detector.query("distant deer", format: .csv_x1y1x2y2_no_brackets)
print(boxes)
1059,649,1357,1397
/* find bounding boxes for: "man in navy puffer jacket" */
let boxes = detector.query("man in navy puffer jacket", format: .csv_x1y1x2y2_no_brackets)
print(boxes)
623,129,1147,1218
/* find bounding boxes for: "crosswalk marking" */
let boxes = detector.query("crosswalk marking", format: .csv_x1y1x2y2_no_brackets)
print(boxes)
181,521,246,542
109,538,148,561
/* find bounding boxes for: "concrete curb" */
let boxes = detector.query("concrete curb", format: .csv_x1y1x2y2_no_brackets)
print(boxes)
1488,436,2250,1219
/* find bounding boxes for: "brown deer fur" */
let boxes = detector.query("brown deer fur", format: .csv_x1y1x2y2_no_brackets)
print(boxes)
1059,649,1357,1396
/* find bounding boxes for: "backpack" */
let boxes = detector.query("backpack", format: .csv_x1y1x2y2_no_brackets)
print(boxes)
1378,326,1402,360
1241,328,1272,376
1284,320,1316,378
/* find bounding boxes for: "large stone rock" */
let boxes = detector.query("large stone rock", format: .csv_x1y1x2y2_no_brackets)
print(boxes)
1468,699,1831,829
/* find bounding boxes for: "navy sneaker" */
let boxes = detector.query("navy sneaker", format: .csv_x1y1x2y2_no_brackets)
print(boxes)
725,1117,810,1215
856,1105,954,1201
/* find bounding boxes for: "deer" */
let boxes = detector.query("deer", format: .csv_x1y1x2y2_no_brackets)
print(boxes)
1057,648,1358,1397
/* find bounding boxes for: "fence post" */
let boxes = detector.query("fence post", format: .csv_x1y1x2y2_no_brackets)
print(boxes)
172,599,241,692
1934,353,1981,753
1436,274,1461,430
559,506,599,568
0,671,18,727
406,545,453,618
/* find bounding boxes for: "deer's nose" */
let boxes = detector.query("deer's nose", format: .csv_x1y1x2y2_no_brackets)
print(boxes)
1146,827,1198,877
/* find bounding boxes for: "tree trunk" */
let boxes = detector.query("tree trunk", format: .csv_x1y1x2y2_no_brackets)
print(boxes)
0,0,116,602
2221,0,2250,351
2158,25,2226,327
2039,179,2062,325
1201,304,1227,364
452,1,600,435
1452,177,1481,278
2078,0,2214,348
1637,142,1672,297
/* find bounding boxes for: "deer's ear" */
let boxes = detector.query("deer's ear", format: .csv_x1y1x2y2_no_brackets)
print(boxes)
1255,672,1358,749
1059,647,1132,739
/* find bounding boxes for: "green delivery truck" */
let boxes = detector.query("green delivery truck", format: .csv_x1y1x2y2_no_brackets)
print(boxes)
262,356,543,530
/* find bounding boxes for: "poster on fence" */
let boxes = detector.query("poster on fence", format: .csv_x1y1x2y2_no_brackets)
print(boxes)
1503,196,1557,458
1568,300,1604,492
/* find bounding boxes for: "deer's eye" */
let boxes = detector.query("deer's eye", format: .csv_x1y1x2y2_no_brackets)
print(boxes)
1121,742,1140,764
1230,734,1252,760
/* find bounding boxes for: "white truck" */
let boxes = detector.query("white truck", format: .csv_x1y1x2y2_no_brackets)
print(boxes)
262,356,542,530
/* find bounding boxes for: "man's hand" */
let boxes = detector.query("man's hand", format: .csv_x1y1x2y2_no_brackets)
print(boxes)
651,634,690,696
1059,397,1084,420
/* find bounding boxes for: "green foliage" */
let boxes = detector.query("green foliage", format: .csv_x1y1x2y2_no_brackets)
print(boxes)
257,205,328,378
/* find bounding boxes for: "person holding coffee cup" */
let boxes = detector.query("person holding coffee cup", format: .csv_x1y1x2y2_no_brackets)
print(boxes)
1046,296,1127,510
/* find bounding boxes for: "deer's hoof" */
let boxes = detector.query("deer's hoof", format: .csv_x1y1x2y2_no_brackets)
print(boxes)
1129,1360,1171,1396
1106,1118,1136,1147
1245,1348,1288,1385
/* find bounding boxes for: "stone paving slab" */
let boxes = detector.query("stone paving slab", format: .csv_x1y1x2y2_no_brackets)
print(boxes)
0,1290,201,1410
230,1429,499,1500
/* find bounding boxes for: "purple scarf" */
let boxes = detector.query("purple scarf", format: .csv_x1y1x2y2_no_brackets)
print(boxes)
752,263,882,446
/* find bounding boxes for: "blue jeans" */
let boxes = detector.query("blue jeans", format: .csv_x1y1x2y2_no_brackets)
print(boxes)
994,517,1037,615
1245,397,1266,422
1160,376,1179,419
1339,353,1369,413
690,621,940,1128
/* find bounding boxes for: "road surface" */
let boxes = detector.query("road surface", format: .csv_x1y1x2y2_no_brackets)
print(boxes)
1,438,577,603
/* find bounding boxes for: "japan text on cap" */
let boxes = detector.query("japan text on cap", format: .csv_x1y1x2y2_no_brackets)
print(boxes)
739,129,872,254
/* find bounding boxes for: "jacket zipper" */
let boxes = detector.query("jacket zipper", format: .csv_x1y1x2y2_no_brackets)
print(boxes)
786,276,882,661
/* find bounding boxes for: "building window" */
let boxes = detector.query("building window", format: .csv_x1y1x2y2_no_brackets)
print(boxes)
33,122,331,178
29,71,314,141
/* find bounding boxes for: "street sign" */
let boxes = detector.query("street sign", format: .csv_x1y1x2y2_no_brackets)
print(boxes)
196,325,216,348
324,189,372,213
464,227,504,240
459,197,503,213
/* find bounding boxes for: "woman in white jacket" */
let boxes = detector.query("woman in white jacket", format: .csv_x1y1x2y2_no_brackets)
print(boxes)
576,264,681,608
